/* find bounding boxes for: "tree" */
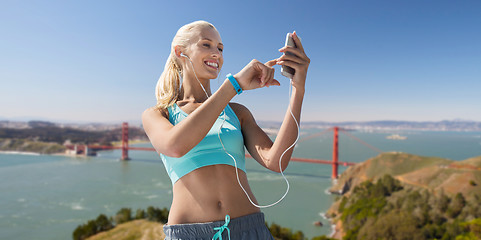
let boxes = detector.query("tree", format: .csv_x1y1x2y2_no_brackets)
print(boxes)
466,218,481,238
114,208,132,224
160,207,169,223
357,210,423,240
436,189,450,213
268,223,281,238
442,220,464,239
447,193,466,218
95,214,113,232
72,220,97,240
380,174,403,195
135,209,146,220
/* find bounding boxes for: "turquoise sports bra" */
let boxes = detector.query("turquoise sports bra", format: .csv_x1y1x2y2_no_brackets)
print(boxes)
160,103,246,184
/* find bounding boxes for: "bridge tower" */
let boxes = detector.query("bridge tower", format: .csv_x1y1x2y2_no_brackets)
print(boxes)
121,122,130,160
332,127,339,179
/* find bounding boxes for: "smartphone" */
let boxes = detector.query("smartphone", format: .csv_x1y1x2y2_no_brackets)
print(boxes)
281,32,300,79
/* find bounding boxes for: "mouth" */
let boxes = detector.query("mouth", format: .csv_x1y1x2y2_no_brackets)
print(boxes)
204,60,219,70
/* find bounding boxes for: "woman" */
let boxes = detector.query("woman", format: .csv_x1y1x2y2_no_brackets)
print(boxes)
142,20,309,240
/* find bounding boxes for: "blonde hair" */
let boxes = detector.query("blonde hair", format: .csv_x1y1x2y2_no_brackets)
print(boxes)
155,20,217,109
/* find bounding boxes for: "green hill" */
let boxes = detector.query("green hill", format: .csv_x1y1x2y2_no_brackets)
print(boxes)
457,155,481,167
0,138,66,154
85,219,164,240
330,152,481,200
327,152,481,239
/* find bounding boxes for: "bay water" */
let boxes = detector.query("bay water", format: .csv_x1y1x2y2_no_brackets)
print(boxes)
1,129,480,239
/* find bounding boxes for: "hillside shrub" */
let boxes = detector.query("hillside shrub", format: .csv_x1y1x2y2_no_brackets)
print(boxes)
135,209,146,219
337,175,481,239
113,208,132,225
267,222,306,240
470,180,477,186
146,206,169,223
73,214,113,240
72,206,165,240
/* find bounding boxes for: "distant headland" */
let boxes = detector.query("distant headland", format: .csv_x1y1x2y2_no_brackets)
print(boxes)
2,119,481,132
260,119,481,132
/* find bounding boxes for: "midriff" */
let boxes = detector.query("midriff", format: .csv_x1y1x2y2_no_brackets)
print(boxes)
167,164,260,224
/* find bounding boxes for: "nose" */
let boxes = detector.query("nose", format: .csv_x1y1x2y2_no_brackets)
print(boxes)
211,48,222,58
212,50,221,59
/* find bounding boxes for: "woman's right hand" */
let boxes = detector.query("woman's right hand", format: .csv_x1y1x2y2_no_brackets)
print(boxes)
233,59,280,91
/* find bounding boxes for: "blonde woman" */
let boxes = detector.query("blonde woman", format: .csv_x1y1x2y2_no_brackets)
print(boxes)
142,20,309,240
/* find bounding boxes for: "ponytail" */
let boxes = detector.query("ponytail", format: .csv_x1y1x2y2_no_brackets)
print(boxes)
155,54,182,109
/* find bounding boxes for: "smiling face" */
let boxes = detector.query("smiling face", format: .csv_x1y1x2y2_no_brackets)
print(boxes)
182,26,224,80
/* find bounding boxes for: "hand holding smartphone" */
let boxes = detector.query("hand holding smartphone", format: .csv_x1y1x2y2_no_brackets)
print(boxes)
280,32,301,79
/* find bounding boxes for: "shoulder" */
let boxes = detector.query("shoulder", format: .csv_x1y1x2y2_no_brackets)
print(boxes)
228,102,255,127
142,106,169,123
228,102,251,117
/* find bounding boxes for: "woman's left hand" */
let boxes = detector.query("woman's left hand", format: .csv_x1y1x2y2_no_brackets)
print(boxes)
277,31,310,90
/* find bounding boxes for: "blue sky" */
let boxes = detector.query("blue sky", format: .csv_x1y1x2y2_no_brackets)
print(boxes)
1,0,480,124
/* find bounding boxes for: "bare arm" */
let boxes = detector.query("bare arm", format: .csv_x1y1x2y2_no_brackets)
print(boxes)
142,80,236,157
242,32,310,172
239,87,304,172
142,60,280,158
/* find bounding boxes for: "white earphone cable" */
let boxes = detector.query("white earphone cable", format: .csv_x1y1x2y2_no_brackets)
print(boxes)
218,78,299,208
183,54,300,208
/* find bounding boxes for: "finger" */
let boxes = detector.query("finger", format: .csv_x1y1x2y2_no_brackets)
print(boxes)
279,47,310,66
257,62,269,86
278,53,304,65
265,78,280,87
292,31,305,52
265,59,277,67
277,60,300,71
268,67,275,83
279,45,305,59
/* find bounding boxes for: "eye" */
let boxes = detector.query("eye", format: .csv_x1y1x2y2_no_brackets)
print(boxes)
218,47,223,53
203,43,211,48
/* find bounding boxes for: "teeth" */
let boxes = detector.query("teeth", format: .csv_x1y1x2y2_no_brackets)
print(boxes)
205,61,218,68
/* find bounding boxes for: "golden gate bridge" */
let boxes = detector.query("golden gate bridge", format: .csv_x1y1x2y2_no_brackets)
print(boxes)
73,122,384,179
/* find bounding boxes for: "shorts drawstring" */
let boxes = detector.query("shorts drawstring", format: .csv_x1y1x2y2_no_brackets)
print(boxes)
212,215,230,240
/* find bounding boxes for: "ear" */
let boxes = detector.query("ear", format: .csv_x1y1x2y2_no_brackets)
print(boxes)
174,46,183,58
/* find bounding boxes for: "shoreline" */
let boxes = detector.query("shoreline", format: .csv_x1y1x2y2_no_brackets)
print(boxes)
0,150,89,158
331,221,343,239
321,183,344,239
0,150,42,156
323,210,343,239
318,212,338,238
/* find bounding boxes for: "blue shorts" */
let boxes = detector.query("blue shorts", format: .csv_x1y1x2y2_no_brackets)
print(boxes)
163,212,275,240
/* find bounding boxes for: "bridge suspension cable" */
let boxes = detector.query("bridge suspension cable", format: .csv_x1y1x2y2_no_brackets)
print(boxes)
297,127,332,144
339,128,383,154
